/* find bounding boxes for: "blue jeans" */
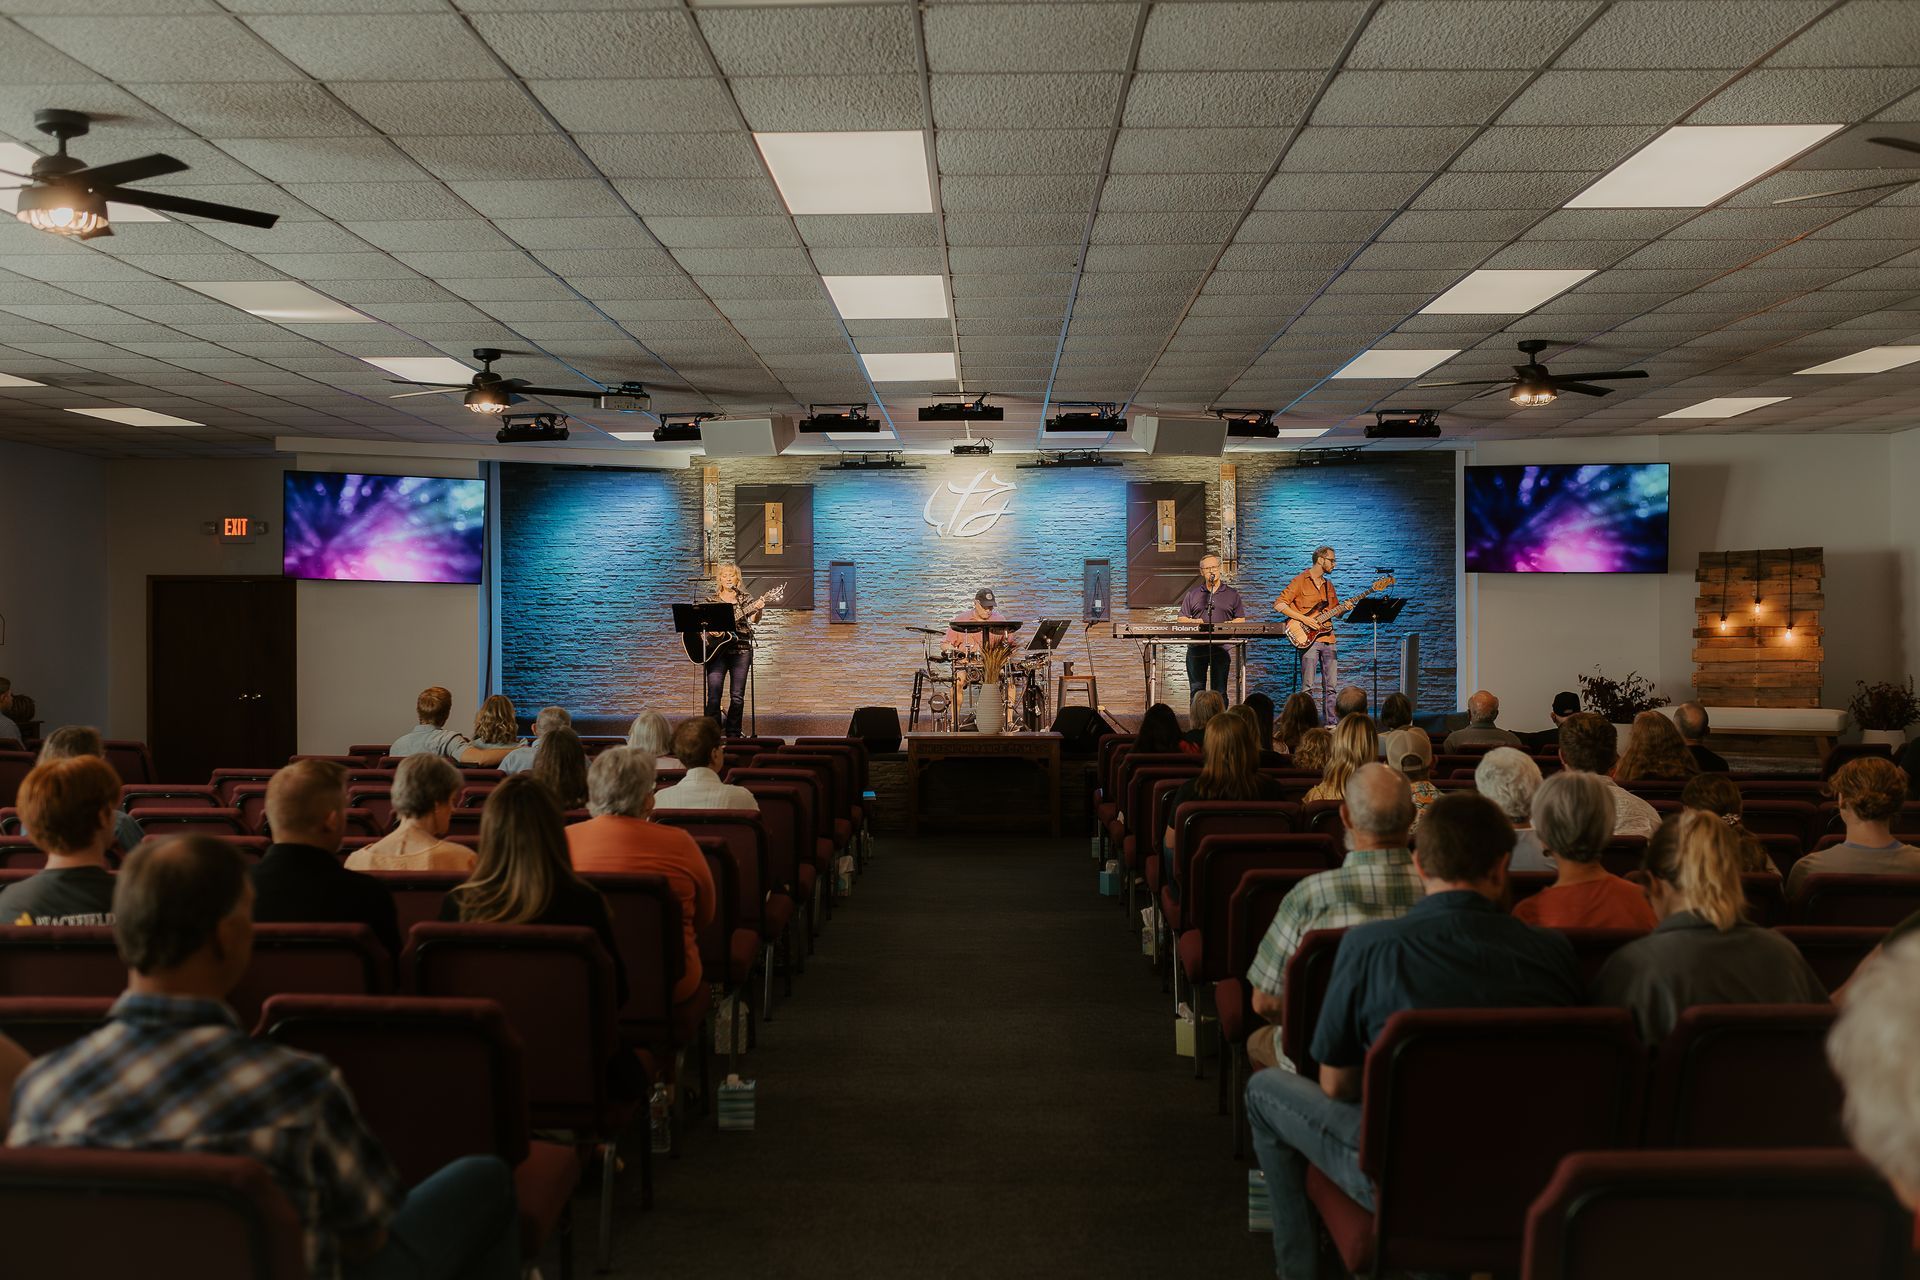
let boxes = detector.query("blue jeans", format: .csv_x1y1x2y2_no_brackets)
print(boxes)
705,644,751,735
1186,643,1230,696
344,1155,521,1280
1302,641,1338,723
1247,1067,1371,1279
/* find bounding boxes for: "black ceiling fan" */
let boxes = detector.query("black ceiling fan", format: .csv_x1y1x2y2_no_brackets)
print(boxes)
388,348,615,415
1416,338,1648,408
1774,135,1920,205
1,108,278,239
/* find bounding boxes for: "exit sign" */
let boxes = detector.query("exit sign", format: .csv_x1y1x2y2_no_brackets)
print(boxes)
205,516,268,544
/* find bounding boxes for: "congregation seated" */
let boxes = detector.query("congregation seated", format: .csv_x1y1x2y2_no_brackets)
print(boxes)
1379,727,1437,820
500,705,569,774
566,748,714,1010
36,725,144,853
0,1032,25,1129
1245,764,1420,1070
1132,702,1183,756
1273,691,1319,756
1332,685,1367,720
652,717,756,812
1679,772,1777,875
1303,713,1376,804
1376,690,1412,733
1182,690,1225,753
1477,747,1549,870
625,709,682,771
1829,934,1920,1213
1558,711,1659,838
1512,770,1656,930
387,685,471,760
1442,689,1522,752
344,755,474,873
1594,812,1826,1043
1520,688,1582,752
529,726,589,811
1674,700,1730,773
0,675,19,743
8,835,522,1278
443,774,629,1008
1239,693,1285,768
1614,708,1699,784
1247,791,1582,1275
1785,756,1920,896
1291,726,1332,774
0,755,121,925
252,759,400,957
458,692,522,768
1160,712,1286,886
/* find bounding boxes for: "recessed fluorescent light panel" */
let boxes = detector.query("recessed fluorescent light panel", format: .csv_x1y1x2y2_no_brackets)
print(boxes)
1794,346,1920,376
754,131,933,215
360,356,475,384
821,275,947,320
0,143,167,223
608,431,656,442
1659,396,1790,419
1420,269,1594,315
860,351,956,382
182,281,370,324
67,406,204,427
1565,125,1843,209
0,373,46,388
1329,349,1460,379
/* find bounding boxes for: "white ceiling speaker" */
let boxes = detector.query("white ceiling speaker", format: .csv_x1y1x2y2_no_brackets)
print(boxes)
699,415,797,457
1127,414,1227,457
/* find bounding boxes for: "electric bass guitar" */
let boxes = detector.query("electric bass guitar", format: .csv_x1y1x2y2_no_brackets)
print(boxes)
1281,575,1394,650
682,584,786,664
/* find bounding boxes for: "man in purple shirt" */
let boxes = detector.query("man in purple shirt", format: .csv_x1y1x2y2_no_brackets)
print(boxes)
1176,553,1245,695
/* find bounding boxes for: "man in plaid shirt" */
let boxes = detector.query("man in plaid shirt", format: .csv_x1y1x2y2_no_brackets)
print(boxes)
8,835,520,1280
1245,765,1422,1070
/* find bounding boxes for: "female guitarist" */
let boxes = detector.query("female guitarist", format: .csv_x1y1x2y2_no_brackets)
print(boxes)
703,563,775,737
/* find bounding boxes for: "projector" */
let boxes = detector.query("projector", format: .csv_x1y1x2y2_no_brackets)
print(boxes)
799,403,876,433
951,438,993,456
1217,409,1280,439
1045,401,1124,433
1367,409,1440,440
651,414,710,444
597,383,651,413
496,414,569,444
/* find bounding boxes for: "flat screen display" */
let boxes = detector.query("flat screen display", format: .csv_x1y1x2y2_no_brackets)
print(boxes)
283,471,485,584
1463,463,1669,574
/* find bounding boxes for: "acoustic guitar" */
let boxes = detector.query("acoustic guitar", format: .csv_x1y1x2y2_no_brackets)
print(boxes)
1282,575,1395,650
683,583,786,664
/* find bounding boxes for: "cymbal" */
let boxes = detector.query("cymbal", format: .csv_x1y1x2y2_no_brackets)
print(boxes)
904,625,943,635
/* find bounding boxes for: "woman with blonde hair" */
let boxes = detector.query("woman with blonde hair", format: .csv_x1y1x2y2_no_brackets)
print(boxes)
1614,710,1699,784
1182,689,1226,754
1304,713,1378,803
1594,811,1825,1042
1292,726,1333,774
704,561,767,738
460,693,521,766
626,709,681,768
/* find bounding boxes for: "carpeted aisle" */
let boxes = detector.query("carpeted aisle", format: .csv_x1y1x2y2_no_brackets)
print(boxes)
607,834,1272,1278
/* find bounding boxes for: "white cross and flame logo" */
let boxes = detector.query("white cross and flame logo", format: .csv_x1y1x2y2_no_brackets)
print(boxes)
923,468,1015,539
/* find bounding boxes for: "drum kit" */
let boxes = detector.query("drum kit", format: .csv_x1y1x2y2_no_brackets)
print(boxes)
906,619,1070,732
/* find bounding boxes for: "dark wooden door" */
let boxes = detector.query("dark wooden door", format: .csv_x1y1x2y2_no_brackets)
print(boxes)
1126,481,1208,607
149,577,297,784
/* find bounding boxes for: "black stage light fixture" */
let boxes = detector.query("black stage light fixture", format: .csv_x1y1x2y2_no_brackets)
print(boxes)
1366,409,1441,440
1016,449,1119,469
830,450,922,470
596,381,651,413
799,402,876,433
1044,400,1124,433
1289,446,1367,467
1213,408,1280,439
652,412,714,444
496,412,569,444
951,437,993,457
919,393,1003,422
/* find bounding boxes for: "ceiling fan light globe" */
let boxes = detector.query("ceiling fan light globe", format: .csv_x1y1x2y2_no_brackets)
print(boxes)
17,183,107,238
1509,384,1557,407
465,386,511,413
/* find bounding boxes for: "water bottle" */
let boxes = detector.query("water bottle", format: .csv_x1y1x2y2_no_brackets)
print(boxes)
649,1083,671,1154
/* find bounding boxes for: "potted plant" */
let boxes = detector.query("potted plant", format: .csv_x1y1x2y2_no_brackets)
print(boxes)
1577,668,1669,723
1848,679,1919,747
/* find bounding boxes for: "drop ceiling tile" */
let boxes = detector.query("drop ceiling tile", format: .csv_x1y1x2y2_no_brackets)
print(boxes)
397,133,593,182
486,216,655,251
1256,170,1429,210
698,3,915,75
941,174,1100,213
1086,243,1221,272
389,248,546,278
607,178,779,218
951,245,1086,274
925,2,1136,72
1498,68,1733,125
1314,70,1529,126
127,80,370,137
467,10,706,80
810,247,946,275
1555,1,1833,71
1481,241,1630,270
446,179,627,219
1128,72,1322,129
950,272,1076,298
331,81,551,137
1278,125,1476,172
1099,172,1262,212
795,214,940,248
575,132,763,180
1202,270,1328,295
1411,170,1599,209
325,279,464,305
15,15,299,81
1346,240,1504,271
575,275,707,301
670,246,815,276
1238,209,1387,241
930,73,1122,130
1136,1,1364,71
278,181,467,222
1380,208,1540,242
1349,1,1595,68
216,135,427,183
1772,0,1920,67
526,78,738,134
1760,237,1904,269
1107,127,1285,175
341,219,515,253
252,252,422,281
934,128,1109,176
941,211,1084,245
1694,67,1920,125
1092,210,1239,243
730,75,925,132
86,225,231,257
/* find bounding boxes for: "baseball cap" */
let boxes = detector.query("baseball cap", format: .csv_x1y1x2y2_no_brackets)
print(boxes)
1381,728,1433,773
1552,691,1580,717
975,587,996,607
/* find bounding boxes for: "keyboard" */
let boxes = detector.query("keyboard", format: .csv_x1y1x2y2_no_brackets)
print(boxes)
1112,622,1296,640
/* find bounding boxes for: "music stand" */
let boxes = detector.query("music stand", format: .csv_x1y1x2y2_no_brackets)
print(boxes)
1026,619,1070,651
674,602,746,727
1348,595,1407,709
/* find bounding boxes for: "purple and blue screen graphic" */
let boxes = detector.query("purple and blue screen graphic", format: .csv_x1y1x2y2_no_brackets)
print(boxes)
283,471,485,584
1464,463,1669,574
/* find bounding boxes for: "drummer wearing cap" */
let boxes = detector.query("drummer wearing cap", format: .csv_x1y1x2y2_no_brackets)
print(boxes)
943,588,1005,654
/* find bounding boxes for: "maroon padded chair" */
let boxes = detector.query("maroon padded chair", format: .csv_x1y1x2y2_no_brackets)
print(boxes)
368,871,467,940
1277,926,1347,1080
1520,1149,1910,1280
0,995,115,1056
1775,924,1887,989
209,769,276,807
119,785,220,811
1301,798,1345,840
1106,751,1192,847
696,790,798,1013
1508,871,1555,905
128,807,248,837
589,872,707,1111
225,784,270,835
1306,1008,1643,1278
1558,928,1646,984
0,838,44,870
1163,802,1306,931
1751,833,1803,878
1741,799,1823,848
1741,872,1789,925
345,768,398,789
723,769,827,939
258,994,580,1275
0,1148,306,1280
0,751,35,809
226,923,392,1032
348,744,391,763
1092,735,1136,831
1645,1003,1844,1148
101,740,155,786
0,925,124,997
289,754,362,767
1793,873,1920,926
446,809,484,841
402,922,638,1270
772,749,854,850
1597,835,1649,878
458,783,499,808
688,835,747,1073
1118,764,1199,914
1218,868,1320,1155
788,740,868,835
346,785,396,834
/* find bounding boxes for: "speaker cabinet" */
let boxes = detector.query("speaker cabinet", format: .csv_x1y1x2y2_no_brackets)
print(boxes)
701,415,797,458
1049,705,1115,754
847,705,902,753
1127,414,1227,457
1400,633,1420,708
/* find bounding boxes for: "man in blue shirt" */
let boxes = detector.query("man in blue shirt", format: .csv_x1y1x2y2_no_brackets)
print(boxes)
1175,552,1245,696
1247,791,1583,1278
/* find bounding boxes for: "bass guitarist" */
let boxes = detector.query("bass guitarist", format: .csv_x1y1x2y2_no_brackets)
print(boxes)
704,562,769,737
1274,545,1343,723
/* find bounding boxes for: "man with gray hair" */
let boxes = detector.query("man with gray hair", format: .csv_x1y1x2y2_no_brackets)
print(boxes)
1475,747,1550,871
1674,701,1729,773
1829,935,1920,1209
1444,690,1522,752
1243,763,1422,1070
500,705,570,775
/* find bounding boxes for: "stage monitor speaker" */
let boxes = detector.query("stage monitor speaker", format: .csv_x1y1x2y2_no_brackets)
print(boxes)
701,415,796,458
847,705,902,754
1050,705,1115,754
1400,633,1420,708
1127,414,1227,457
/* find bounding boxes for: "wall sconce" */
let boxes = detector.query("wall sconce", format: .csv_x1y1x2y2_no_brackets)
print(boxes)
1084,559,1111,622
829,561,855,624
1156,498,1176,553
1219,464,1238,565
764,501,784,556
701,465,718,571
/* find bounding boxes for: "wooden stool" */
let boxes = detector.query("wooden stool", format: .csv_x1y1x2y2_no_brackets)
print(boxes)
1057,660,1097,711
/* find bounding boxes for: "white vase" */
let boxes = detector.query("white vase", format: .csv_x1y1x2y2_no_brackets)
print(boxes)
1860,728,1908,749
976,680,1003,734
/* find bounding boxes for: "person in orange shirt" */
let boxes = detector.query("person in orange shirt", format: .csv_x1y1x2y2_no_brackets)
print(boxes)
1513,769,1658,931
1273,546,1342,723
567,746,716,1009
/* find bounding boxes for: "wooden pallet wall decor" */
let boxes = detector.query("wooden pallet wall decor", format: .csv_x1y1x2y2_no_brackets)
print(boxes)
1693,547,1824,708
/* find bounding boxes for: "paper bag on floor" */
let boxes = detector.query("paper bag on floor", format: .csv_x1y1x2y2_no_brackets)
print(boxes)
718,1075,757,1132
1174,1002,1196,1058
712,991,748,1055
1247,1169,1272,1233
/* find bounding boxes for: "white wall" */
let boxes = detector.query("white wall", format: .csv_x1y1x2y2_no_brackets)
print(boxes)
1893,428,1920,688
1469,433,1908,729
0,440,109,730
